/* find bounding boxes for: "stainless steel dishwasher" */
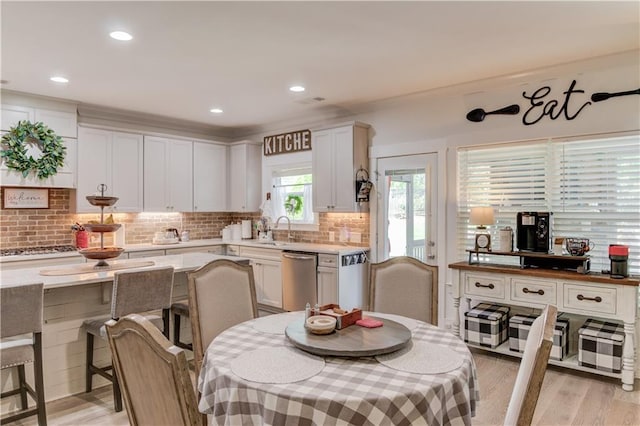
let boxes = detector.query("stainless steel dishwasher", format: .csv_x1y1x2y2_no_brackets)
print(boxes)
281,251,317,311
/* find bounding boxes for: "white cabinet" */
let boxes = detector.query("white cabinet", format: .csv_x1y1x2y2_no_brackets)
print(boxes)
193,142,227,212
144,136,193,212
76,127,143,212
451,263,639,391
1,105,77,138
312,122,369,212
0,137,77,188
317,254,339,305
228,142,261,212
239,246,282,309
1,105,78,188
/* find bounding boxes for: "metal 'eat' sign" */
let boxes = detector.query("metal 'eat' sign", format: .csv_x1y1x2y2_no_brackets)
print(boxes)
263,130,311,156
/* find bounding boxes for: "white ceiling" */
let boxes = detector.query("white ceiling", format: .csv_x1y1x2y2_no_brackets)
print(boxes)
1,1,638,136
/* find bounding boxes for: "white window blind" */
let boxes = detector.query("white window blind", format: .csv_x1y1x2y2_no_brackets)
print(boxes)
457,134,640,274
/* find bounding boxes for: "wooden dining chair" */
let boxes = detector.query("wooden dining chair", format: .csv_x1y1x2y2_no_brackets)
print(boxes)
504,304,557,426
369,256,438,325
105,314,204,426
83,266,174,412
1,283,47,426
187,259,258,377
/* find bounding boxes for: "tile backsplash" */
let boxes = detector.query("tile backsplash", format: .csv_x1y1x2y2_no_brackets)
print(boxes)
0,188,369,249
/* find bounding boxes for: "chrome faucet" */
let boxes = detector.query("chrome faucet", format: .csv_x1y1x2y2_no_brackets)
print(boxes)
275,216,293,242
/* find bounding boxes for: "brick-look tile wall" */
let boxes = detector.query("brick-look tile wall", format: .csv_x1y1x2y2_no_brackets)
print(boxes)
0,188,370,249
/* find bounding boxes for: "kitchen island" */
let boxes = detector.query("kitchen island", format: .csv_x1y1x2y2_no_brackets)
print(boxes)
0,252,248,408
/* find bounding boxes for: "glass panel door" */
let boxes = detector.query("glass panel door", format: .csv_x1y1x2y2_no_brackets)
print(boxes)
376,154,437,265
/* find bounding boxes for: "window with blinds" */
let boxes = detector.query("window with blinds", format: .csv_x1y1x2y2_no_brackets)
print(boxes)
457,133,640,274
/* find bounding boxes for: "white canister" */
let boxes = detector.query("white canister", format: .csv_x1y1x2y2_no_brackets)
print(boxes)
222,227,232,242
499,227,513,252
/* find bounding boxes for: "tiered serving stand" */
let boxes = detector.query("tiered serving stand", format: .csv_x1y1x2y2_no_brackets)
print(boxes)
79,184,124,267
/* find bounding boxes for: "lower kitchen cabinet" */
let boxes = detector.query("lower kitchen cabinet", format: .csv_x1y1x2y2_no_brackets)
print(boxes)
450,261,639,391
252,259,283,309
317,254,338,305
239,246,283,309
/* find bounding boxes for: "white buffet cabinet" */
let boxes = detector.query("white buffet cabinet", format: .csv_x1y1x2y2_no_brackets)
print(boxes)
450,261,639,391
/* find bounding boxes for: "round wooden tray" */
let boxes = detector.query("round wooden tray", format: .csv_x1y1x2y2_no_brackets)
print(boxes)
285,316,411,357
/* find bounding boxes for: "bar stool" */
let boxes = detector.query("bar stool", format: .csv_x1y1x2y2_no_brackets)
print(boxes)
1,283,47,425
83,266,174,412
170,301,192,351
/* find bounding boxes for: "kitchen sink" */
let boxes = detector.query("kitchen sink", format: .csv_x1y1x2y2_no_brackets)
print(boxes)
257,241,287,246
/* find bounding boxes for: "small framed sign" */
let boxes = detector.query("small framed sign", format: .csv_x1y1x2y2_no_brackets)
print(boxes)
2,187,50,209
264,129,311,156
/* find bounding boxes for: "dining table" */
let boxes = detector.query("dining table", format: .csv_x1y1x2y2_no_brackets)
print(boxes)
198,311,479,426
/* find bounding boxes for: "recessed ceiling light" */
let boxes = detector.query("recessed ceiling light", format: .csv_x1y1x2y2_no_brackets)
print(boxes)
50,76,69,83
110,31,133,41
210,108,223,114
289,85,305,93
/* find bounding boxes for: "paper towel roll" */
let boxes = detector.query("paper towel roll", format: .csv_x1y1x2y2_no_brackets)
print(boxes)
242,220,252,239
231,224,242,241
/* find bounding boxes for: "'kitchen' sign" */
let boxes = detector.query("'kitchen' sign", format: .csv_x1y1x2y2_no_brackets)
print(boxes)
263,129,311,156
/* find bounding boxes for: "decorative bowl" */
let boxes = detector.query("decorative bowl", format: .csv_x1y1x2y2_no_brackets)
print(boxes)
83,223,121,233
79,247,125,260
305,316,337,335
85,196,119,207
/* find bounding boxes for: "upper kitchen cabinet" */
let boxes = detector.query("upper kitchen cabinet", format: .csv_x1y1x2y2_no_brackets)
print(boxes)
1,104,78,188
75,127,143,212
1,105,77,138
312,122,369,212
144,136,193,212
228,141,261,212
193,141,227,212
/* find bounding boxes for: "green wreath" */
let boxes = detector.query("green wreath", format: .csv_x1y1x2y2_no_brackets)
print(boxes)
284,194,303,216
1,120,66,179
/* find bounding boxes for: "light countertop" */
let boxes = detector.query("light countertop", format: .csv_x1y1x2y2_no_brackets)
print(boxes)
0,239,369,264
0,252,248,289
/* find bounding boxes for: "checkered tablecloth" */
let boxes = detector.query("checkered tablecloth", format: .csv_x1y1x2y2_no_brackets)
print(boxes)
198,314,479,426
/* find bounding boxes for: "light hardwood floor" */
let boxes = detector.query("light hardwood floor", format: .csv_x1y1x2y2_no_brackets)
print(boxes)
5,349,639,425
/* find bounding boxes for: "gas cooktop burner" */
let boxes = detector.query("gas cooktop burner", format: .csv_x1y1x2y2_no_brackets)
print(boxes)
1,245,77,256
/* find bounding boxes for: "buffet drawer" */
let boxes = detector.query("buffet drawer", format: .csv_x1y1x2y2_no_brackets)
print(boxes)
563,283,617,315
464,274,506,300
511,278,557,305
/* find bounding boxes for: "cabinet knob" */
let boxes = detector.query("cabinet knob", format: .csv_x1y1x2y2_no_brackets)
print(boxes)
577,294,602,303
474,282,494,289
523,287,544,296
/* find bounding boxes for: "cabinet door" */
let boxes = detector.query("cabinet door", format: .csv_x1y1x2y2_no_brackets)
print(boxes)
228,143,261,212
167,139,193,212
77,127,111,211
317,266,338,305
332,126,356,211
111,132,143,212
34,108,77,138
254,259,283,308
193,142,227,212
312,129,335,211
144,136,169,211
1,105,34,131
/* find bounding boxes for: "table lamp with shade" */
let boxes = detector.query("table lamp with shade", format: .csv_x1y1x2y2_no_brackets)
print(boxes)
470,207,495,251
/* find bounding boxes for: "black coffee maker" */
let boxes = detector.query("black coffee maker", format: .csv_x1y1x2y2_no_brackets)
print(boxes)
609,245,629,279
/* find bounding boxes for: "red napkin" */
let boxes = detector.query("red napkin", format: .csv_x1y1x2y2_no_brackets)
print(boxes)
356,318,383,328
